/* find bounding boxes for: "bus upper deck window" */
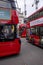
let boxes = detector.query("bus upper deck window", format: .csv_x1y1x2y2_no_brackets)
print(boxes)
0,1,11,8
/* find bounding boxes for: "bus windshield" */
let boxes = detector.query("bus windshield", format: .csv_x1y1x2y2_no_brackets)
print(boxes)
0,1,11,8
0,24,15,41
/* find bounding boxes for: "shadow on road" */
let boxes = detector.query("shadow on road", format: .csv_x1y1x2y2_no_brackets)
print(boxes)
0,54,20,61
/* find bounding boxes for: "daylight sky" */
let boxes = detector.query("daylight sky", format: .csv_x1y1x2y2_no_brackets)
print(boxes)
16,0,43,17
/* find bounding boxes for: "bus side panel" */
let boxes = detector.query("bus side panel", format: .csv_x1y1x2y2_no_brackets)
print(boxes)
30,35,40,45
0,38,21,57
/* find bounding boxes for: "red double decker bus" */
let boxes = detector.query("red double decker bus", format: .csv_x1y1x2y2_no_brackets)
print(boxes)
0,0,21,57
19,24,26,38
26,7,43,47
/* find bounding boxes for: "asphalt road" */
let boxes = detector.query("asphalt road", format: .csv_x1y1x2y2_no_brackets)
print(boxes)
0,38,43,65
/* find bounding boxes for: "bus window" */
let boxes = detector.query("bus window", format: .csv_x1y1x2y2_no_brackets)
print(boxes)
30,27,36,35
39,11,43,17
0,1,11,8
0,9,11,20
35,26,39,36
40,26,43,36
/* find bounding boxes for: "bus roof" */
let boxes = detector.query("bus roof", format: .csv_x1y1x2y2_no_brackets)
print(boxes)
28,7,43,18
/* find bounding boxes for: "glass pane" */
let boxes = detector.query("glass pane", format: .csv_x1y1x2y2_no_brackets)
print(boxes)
40,26,43,36
30,28,36,35
0,1,11,8
0,25,15,40
39,11,43,17
0,9,10,20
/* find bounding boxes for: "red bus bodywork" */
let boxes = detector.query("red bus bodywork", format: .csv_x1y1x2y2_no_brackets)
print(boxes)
19,24,26,38
0,0,21,57
26,7,43,47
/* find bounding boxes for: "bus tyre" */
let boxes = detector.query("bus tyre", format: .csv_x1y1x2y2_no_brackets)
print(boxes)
39,44,43,48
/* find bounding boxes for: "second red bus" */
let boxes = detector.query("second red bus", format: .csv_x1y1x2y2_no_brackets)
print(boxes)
26,7,43,48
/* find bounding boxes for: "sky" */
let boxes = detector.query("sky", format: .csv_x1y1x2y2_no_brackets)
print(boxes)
16,0,43,17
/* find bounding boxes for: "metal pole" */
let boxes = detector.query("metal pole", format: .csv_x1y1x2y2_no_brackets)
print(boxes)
24,0,26,16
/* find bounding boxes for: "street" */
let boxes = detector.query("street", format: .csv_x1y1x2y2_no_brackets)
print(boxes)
0,38,43,65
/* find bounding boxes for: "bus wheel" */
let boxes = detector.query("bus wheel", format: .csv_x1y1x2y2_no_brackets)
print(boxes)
39,44,43,48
